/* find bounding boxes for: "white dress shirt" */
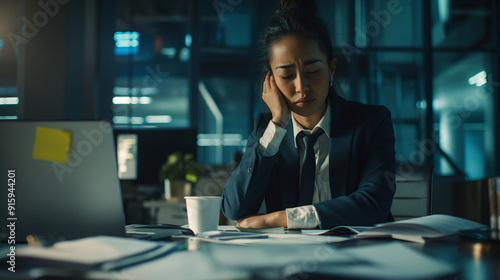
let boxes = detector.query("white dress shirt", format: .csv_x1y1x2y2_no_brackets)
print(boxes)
258,104,331,228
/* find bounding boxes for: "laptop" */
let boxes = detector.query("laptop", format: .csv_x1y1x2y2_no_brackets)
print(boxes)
0,120,126,242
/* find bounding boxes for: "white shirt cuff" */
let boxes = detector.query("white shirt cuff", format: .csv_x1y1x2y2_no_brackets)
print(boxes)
258,120,287,156
286,205,320,229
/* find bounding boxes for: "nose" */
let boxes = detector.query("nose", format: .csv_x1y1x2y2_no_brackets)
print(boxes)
295,71,310,94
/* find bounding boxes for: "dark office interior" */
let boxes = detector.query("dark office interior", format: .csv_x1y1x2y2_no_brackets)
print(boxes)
1,0,499,223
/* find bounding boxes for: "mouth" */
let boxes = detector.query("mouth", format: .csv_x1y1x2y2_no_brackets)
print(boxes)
295,97,315,107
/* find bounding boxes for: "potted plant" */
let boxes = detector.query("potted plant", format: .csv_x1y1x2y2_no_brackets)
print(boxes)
158,152,205,201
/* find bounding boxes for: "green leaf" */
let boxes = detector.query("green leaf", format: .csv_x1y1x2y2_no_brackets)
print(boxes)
185,172,197,183
158,152,205,183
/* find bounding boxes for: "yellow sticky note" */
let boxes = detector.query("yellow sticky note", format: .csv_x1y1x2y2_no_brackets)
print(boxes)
32,127,72,163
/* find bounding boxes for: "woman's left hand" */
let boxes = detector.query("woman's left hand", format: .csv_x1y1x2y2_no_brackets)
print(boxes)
262,72,290,128
236,211,287,228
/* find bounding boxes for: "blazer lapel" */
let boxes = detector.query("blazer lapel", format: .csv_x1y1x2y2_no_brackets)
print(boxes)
329,95,354,198
278,121,300,208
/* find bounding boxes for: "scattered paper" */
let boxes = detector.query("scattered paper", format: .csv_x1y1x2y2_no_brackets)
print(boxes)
17,236,161,265
237,226,285,234
218,225,238,231
221,234,348,245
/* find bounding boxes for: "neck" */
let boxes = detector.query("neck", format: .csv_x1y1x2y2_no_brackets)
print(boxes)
293,103,327,130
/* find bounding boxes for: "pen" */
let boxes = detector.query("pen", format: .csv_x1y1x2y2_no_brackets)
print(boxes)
214,234,269,241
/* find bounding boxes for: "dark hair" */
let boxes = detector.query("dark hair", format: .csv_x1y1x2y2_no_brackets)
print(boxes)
260,0,334,72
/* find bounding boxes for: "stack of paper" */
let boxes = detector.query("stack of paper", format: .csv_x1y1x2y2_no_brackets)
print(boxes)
16,236,177,271
304,215,489,243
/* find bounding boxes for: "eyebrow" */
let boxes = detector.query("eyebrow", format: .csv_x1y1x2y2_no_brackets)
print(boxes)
275,59,322,69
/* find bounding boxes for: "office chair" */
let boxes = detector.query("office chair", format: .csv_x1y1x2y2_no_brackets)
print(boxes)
391,163,434,221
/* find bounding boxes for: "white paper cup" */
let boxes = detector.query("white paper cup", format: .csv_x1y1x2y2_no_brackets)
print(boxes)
185,196,222,235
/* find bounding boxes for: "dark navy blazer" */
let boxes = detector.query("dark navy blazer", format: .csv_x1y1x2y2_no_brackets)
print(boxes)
221,94,396,229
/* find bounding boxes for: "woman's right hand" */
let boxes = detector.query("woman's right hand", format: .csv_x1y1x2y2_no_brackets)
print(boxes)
262,72,291,128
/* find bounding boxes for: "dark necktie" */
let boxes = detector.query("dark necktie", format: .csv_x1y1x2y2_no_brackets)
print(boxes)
297,129,324,206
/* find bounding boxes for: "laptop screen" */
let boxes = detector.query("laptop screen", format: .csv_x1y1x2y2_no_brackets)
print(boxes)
0,120,126,242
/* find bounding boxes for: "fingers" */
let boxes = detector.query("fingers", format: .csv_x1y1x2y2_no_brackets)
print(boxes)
263,72,280,97
261,72,290,127
268,73,274,92
237,217,250,228
263,71,272,94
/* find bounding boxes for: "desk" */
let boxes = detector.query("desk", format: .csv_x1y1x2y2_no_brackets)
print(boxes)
331,238,500,280
2,231,499,280
114,234,500,280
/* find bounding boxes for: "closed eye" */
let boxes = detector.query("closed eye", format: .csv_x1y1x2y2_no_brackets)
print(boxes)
306,70,320,74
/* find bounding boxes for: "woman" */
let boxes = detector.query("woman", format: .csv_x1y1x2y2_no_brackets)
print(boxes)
221,0,396,229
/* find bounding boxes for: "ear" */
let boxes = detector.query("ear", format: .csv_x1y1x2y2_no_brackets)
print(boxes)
329,58,338,77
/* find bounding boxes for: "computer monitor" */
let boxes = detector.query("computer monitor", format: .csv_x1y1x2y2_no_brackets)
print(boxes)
114,128,198,185
0,120,126,242
116,133,138,180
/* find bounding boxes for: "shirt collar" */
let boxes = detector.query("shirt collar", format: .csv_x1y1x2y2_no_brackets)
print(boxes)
292,103,331,148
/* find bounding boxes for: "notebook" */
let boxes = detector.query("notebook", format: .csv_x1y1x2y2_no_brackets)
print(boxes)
0,120,126,242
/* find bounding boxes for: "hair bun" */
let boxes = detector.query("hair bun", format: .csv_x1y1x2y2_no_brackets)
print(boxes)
275,0,318,17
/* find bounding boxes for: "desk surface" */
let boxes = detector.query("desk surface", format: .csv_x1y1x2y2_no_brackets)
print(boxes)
332,238,500,280
1,231,499,280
